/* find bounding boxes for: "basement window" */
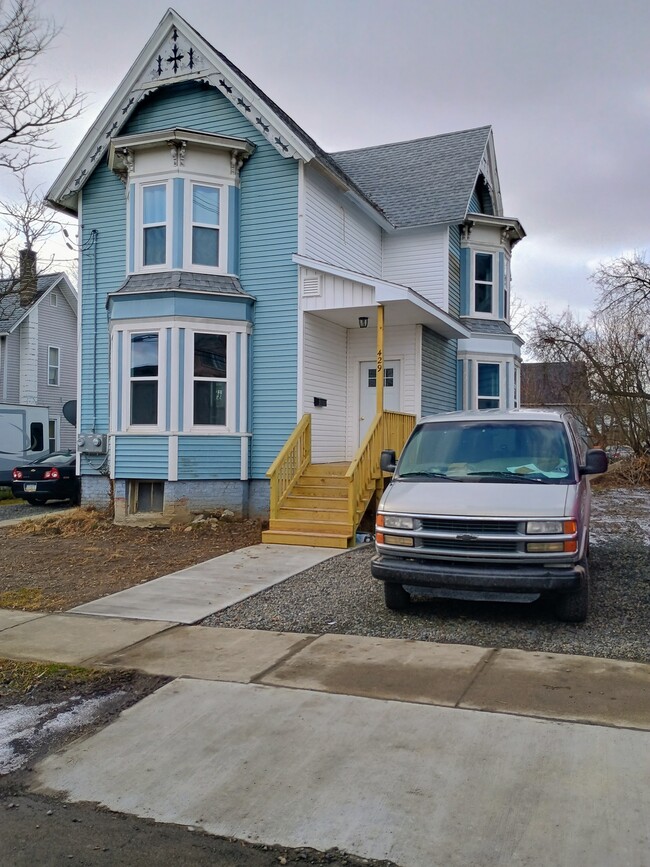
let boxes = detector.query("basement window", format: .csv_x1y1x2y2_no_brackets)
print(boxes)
129,480,164,514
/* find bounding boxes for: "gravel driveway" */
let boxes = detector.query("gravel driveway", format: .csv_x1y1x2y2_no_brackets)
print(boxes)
0,501,72,524
203,487,650,663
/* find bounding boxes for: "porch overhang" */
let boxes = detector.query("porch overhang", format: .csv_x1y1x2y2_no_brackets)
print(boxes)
293,255,470,339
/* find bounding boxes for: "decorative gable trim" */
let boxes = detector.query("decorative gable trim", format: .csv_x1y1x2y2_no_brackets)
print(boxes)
47,9,315,215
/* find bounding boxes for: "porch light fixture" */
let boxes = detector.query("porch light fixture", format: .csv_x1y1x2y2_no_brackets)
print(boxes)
358,316,368,329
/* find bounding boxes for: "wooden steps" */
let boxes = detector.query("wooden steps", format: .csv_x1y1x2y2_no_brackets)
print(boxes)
262,462,362,548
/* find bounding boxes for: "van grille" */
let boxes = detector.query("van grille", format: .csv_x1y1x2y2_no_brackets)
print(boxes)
420,538,519,554
420,518,519,535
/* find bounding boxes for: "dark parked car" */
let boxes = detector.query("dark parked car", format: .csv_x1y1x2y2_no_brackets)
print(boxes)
11,451,80,506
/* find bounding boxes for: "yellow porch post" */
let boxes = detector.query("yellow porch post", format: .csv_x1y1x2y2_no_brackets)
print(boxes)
376,303,384,415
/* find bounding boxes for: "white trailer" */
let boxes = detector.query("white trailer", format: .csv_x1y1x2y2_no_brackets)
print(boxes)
0,404,50,484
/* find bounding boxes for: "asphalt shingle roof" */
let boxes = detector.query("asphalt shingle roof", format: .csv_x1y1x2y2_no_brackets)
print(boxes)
331,126,491,229
0,273,62,332
462,318,515,335
112,272,251,297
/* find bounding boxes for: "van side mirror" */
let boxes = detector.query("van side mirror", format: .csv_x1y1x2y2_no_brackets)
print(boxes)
579,448,608,476
380,450,397,474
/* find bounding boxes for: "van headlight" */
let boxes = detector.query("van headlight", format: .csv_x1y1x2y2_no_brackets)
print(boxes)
526,520,563,534
383,515,414,530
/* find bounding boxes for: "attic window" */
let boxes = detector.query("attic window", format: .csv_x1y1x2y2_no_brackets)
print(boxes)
50,292,58,307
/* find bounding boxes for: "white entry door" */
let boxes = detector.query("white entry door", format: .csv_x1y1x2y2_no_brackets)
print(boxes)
359,360,401,442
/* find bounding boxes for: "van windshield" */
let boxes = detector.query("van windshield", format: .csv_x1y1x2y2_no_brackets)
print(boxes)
396,420,574,483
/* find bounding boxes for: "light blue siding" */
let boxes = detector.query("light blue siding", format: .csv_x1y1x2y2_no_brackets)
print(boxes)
228,185,240,274
178,328,185,430
172,177,184,268
109,291,252,321
177,435,241,479
128,184,135,273
114,436,169,478
468,191,481,213
421,327,457,416
448,225,461,317
80,165,127,452
498,251,505,319
460,246,470,316
456,359,464,410
123,82,299,479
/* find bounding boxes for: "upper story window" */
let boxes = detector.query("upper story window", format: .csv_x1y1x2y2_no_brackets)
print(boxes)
191,184,220,268
129,333,159,425
474,252,494,316
142,184,167,267
48,346,60,386
109,129,255,279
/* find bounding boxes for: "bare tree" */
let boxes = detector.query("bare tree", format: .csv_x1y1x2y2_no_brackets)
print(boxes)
594,253,650,316
0,0,84,171
528,301,650,453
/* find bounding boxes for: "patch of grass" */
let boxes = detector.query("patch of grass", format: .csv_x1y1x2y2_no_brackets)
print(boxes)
0,659,106,697
0,486,18,504
0,588,44,610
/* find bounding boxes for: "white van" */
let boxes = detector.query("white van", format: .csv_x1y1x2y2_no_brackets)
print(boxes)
0,404,49,484
372,409,608,622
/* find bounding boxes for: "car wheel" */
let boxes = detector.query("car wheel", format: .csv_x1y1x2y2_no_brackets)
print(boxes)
555,559,589,623
383,582,411,611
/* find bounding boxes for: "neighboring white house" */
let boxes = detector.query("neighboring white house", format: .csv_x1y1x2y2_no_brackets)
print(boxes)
0,253,78,454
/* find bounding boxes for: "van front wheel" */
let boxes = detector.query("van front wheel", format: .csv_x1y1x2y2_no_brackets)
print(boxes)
384,582,410,611
554,560,589,623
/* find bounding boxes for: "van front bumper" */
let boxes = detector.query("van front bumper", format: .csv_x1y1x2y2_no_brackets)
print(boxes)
371,555,582,594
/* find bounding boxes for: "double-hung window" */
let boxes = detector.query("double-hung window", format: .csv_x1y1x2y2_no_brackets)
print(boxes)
477,362,501,410
48,346,60,386
130,333,159,425
474,252,494,315
142,184,167,267
193,332,227,425
191,183,221,268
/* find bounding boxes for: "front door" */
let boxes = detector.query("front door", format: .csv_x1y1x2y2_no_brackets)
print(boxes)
359,360,401,442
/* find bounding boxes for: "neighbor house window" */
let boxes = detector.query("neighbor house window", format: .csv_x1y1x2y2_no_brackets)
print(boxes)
191,183,220,267
474,252,494,315
477,362,501,409
193,332,227,425
48,346,60,386
130,333,159,425
48,419,57,453
142,184,167,266
50,291,58,307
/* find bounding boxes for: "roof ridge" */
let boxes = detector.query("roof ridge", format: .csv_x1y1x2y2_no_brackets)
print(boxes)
331,125,492,157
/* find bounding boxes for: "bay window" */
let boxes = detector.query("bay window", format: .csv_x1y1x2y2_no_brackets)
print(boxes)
191,184,220,267
142,184,167,267
193,332,227,425
477,362,501,409
474,252,494,315
130,333,159,425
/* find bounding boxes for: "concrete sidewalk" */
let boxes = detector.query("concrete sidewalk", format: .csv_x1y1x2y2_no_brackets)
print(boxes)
1,534,650,866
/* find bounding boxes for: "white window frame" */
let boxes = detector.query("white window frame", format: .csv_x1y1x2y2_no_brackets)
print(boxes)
136,179,172,272
472,250,496,318
183,179,228,274
513,362,520,409
473,359,504,410
47,345,60,387
48,418,58,452
184,324,237,432
50,291,58,307
124,328,166,431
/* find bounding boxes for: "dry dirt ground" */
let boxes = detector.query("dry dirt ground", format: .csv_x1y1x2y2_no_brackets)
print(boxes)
0,507,263,611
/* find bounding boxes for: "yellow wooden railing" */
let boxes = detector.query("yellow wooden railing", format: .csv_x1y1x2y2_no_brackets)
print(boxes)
345,410,416,529
266,414,311,520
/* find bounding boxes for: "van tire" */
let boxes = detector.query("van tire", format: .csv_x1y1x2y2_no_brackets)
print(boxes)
384,582,410,611
555,560,589,623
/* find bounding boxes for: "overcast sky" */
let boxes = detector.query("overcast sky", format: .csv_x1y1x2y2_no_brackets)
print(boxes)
19,0,650,315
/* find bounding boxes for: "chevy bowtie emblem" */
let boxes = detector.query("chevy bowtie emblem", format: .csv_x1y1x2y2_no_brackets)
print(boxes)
457,534,478,541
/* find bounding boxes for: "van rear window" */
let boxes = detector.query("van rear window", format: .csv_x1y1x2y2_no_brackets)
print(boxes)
397,421,574,483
